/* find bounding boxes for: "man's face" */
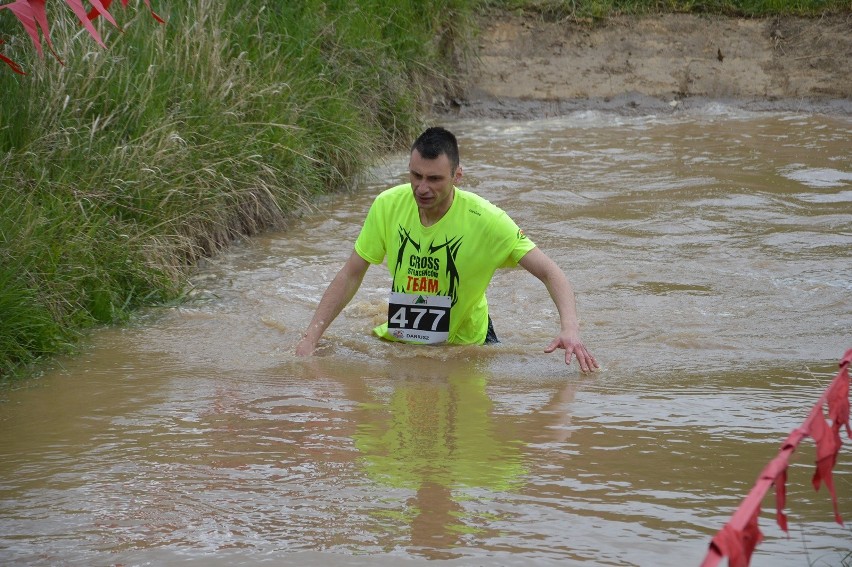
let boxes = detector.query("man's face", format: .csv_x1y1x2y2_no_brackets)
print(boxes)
408,149,461,220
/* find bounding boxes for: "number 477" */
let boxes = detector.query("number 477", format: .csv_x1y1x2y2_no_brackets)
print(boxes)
389,306,446,331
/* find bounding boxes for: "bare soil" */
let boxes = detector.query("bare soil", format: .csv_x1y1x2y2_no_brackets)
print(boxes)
445,12,852,117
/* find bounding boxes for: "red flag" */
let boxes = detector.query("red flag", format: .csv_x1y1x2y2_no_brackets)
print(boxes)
63,0,107,48
709,507,764,567
2,0,164,73
0,0,47,58
828,357,851,438
88,0,163,24
0,39,25,74
810,409,843,524
139,0,164,24
702,349,852,566
84,0,119,28
774,467,788,533
0,0,118,66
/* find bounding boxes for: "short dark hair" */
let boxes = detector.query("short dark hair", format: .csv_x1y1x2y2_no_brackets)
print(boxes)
411,127,459,172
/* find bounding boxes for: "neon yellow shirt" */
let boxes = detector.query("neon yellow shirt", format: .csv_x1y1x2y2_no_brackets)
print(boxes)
354,184,535,344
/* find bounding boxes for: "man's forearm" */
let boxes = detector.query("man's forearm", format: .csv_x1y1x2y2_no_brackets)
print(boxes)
519,248,581,334
544,270,581,335
296,251,370,355
301,270,362,345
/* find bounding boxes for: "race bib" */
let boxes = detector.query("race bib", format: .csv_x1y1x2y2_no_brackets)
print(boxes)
387,291,451,344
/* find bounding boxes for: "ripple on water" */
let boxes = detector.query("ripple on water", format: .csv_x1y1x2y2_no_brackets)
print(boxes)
2,111,851,567
780,166,852,189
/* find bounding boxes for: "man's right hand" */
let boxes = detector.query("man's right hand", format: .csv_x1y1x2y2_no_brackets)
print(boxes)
295,336,316,357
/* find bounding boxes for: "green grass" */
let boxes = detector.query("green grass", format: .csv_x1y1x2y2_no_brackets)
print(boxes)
484,0,851,20
0,0,475,380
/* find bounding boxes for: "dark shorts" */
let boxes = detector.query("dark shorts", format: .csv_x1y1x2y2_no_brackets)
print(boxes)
484,316,499,344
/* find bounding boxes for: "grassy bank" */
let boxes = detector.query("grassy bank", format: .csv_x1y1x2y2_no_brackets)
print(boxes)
0,0,474,380
488,0,851,19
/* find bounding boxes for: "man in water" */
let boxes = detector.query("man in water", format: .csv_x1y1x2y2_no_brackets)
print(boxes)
295,126,598,372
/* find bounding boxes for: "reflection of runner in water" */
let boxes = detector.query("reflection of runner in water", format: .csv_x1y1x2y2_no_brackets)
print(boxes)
352,368,527,556
354,373,527,493
296,127,598,372
346,356,582,556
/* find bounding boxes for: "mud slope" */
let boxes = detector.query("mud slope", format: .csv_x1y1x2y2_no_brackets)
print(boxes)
450,13,852,116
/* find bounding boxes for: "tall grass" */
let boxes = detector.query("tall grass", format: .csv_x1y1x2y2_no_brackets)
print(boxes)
0,0,475,380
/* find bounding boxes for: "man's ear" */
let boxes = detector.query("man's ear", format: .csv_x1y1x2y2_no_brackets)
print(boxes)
454,166,463,183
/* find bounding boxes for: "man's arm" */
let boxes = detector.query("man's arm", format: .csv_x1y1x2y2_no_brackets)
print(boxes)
295,250,370,356
518,247,598,372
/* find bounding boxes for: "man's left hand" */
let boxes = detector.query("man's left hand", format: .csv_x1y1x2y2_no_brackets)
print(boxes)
544,333,599,373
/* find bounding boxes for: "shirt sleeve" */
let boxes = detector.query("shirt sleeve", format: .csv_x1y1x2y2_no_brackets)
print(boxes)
354,194,388,265
493,209,536,268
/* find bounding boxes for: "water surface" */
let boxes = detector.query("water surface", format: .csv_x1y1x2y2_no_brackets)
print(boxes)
2,106,850,566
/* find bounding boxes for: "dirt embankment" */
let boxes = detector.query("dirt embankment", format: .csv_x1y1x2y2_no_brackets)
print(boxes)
446,12,852,117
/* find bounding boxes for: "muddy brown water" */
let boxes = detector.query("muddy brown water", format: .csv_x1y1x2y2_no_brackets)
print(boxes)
2,107,850,566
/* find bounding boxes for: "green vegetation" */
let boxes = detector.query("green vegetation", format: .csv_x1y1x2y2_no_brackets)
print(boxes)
0,0,474,380
486,0,850,20
1,0,848,381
